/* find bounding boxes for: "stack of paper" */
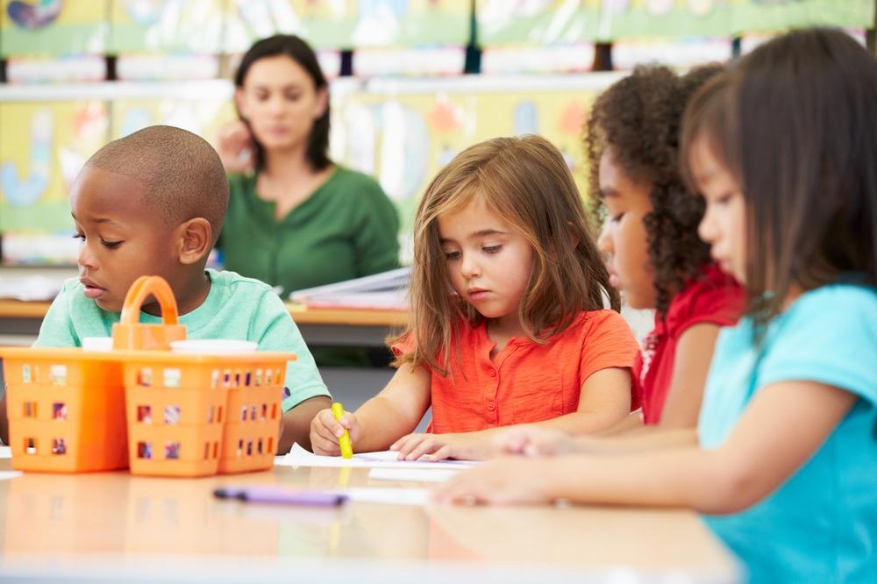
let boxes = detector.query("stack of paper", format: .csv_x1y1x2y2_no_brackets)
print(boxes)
288,267,409,311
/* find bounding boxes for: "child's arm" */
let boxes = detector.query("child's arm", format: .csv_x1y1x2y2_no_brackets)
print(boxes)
310,362,431,455
0,395,7,445
391,366,631,461
657,323,722,428
492,424,697,458
434,380,857,510
278,395,332,453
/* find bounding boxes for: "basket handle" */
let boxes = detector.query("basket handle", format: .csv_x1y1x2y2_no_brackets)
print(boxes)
119,276,180,326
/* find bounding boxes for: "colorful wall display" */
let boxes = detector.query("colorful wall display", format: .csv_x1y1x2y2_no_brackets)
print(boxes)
476,0,875,44
0,100,108,233
224,0,471,52
108,0,225,54
0,0,109,57
332,81,605,230
109,97,235,141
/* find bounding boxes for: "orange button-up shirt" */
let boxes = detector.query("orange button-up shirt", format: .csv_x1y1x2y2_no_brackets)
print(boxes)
393,310,639,433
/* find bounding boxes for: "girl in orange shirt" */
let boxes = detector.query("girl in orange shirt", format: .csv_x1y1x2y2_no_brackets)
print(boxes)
310,135,639,460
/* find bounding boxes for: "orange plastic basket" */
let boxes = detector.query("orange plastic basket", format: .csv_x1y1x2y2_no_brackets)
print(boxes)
1,275,294,477
115,277,292,477
1,349,128,473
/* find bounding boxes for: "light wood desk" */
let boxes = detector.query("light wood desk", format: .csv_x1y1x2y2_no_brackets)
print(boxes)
0,459,739,583
0,300,407,348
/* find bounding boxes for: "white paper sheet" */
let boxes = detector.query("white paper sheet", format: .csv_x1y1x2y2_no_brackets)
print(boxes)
346,487,430,506
0,471,22,481
368,467,460,483
0,446,11,459
279,443,477,471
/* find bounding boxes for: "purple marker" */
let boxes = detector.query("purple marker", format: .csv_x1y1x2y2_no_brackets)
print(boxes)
216,486,347,506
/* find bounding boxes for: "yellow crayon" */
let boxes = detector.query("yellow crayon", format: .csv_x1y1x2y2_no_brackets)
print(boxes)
331,402,354,459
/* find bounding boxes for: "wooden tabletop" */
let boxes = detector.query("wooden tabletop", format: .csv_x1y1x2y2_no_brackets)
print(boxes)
0,299,408,328
0,459,739,582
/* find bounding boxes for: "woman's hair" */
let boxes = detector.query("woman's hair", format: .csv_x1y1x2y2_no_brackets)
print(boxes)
234,34,331,172
585,64,723,315
681,27,877,330
397,135,617,374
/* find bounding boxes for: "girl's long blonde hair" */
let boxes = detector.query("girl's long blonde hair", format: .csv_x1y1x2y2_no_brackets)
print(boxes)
395,135,618,375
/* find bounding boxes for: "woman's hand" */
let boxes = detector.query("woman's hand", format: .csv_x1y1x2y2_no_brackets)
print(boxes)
216,120,254,173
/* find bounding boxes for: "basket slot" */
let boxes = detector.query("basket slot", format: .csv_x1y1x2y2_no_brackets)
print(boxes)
51,438,67,455
52,403,68,421
23,402,37,418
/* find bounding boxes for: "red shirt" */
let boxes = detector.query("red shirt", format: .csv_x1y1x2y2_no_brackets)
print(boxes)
634,264,744,425
394,310,639,433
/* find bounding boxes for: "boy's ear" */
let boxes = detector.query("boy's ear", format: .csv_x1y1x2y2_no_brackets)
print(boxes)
176,218,213,265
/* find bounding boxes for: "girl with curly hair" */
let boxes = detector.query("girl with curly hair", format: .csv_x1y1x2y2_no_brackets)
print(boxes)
483,64,744,458
587,64,745,431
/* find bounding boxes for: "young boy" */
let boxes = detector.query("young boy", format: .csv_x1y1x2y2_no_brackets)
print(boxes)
0,125,331,453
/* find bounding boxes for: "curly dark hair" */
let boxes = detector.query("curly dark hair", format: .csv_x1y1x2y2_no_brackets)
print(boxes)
585,64,723,315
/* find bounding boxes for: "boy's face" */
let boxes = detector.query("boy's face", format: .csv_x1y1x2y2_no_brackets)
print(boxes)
70,166,182,313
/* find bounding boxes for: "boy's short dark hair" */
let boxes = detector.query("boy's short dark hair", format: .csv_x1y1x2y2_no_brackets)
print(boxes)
86,125,229,244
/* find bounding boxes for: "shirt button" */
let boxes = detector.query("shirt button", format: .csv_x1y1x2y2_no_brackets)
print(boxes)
487,402,496,411
488,369,496,377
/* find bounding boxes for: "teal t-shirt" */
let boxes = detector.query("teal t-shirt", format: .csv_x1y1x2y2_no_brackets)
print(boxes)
698,284,877,584
34,269,330,412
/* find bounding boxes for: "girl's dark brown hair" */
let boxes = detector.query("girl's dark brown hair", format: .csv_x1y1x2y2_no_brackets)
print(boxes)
234,34,331,172
396,135,617,375
682,27,877,331
585,64,723,315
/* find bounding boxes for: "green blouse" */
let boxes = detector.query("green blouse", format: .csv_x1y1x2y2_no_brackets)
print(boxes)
220,166,400,297
218,166,400,367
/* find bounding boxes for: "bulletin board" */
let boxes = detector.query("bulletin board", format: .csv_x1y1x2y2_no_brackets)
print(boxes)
0,0,109,57
108,0,225,54
476,0,602,46
0,100,108,233
332,84,600,231
223,0,470,53
476,0,875,45
110,97,235,141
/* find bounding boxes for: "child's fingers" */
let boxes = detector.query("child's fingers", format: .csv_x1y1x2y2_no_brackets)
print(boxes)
311,433,341,456
402,436,443,461
431,473,486,505
427,445,453,461
311,410,342,443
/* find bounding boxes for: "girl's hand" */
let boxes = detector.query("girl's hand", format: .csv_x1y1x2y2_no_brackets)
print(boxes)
492,425,576,457
310,408,361,456
216,120,254,173
431,458,557,505
390,432,491,461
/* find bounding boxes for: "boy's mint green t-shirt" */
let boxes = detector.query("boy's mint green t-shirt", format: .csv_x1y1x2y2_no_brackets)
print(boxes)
34,269,330,412
699,284,877,584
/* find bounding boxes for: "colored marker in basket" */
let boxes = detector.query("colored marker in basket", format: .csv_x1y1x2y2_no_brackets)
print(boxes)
331,402,354,459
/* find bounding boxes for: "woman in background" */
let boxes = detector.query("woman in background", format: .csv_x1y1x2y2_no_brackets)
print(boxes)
217,34,400,366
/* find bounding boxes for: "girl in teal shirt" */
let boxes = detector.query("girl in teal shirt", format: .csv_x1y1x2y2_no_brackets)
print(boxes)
435,28,877,584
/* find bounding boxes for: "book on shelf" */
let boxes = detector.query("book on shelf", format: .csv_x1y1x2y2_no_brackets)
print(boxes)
288,267,410,311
